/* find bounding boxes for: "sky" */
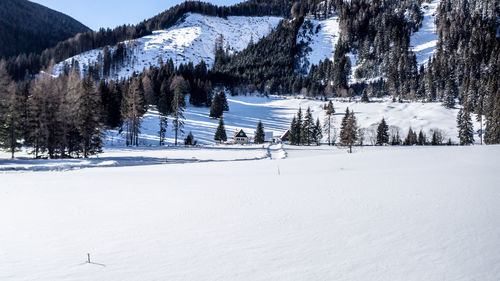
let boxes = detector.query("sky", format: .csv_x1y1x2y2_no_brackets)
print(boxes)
30,0,245,30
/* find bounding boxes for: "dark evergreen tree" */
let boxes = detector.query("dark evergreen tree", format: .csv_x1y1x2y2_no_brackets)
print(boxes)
457,107,474,145
376,118,389,145
301,107,314,145
170,76,188,145
313,118,322,145
184,131,197,146
323,100,335,145
76,76,103,158
289,116,298,145
417,129,426,145
214,117,227,143
209,92,224,119
254,121,265,144
404,127,418,145
340,108,358,153
0,81,23,158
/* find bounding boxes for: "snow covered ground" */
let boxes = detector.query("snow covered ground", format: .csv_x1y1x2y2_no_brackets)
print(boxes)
296,16,340,71
1,145,499,281
103,95,480,147
52,13,282,79
410,0,440,66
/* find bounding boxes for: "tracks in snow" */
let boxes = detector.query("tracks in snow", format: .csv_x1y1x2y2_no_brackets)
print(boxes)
267,144,287,160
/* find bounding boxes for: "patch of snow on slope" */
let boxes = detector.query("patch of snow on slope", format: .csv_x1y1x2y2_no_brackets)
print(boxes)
410,0,440,66
104,95,481,146
53,13,282,79
296,16,340,73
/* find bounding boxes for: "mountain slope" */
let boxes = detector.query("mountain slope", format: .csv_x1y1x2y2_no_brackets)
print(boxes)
0,0,90,59
53,13,282,79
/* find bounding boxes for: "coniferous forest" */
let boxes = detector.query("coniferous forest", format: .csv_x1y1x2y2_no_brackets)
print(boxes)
0,0,499,159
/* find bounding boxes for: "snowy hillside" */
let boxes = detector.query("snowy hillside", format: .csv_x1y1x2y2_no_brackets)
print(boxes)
53,13,282,79
410,0,440,66
295,16,340,73
104,95,480,146
2,145,499,280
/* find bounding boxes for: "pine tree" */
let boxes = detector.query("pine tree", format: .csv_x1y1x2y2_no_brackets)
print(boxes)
219,90,229,111
289,116,298,145
417,129,426,145
254,121,265,144
158,80,170,146
485,91,500,144
295,108,303,145
121,76,146,146
214,117,227,143
376,118,389,145
301,107,314,145
0,82,23,158
76,75,103,157
170,76,187,146
457,107,474,145
313,118,323,145
404,127,418,145
184,131,196,146
361,89,370,103
442,78,457,108
340,108,358,153
209,92,224,119
323,100,335,145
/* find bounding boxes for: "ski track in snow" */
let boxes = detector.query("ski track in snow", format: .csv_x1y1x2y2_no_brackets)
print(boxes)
410,0,440,66
52,13,282,79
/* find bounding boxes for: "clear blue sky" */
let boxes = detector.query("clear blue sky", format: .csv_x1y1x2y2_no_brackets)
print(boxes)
30,0,244,30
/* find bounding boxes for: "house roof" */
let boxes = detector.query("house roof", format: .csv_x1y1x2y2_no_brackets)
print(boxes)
281,130,290,139
235,129,247,138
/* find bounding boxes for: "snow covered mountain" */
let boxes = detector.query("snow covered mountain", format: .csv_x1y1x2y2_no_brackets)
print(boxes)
295,15,340,73
53,13,282,79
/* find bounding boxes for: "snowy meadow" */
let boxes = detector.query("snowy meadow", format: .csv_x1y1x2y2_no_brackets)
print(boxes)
1,145,499,281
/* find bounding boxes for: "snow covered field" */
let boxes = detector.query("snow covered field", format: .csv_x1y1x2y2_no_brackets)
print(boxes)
105,95,480,147
1,145,499,281
52,13,282,79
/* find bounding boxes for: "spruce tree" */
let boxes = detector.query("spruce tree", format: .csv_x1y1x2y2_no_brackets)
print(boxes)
170,76,187,146
254,121,265,144
457,107,474,145
77,75,103,158
209,92,224,119
442,78,457,108
404,127,418,145
0,83,23,158
158,80,170,146
214,117,227,143
340,108,358,153
219,90,229,111
313,118,323,145
184,132,196,146
292,108,303,145
376,118,389,145
417,129,426,145
323,100,335,145
301,107,314,145
289,116,298,145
